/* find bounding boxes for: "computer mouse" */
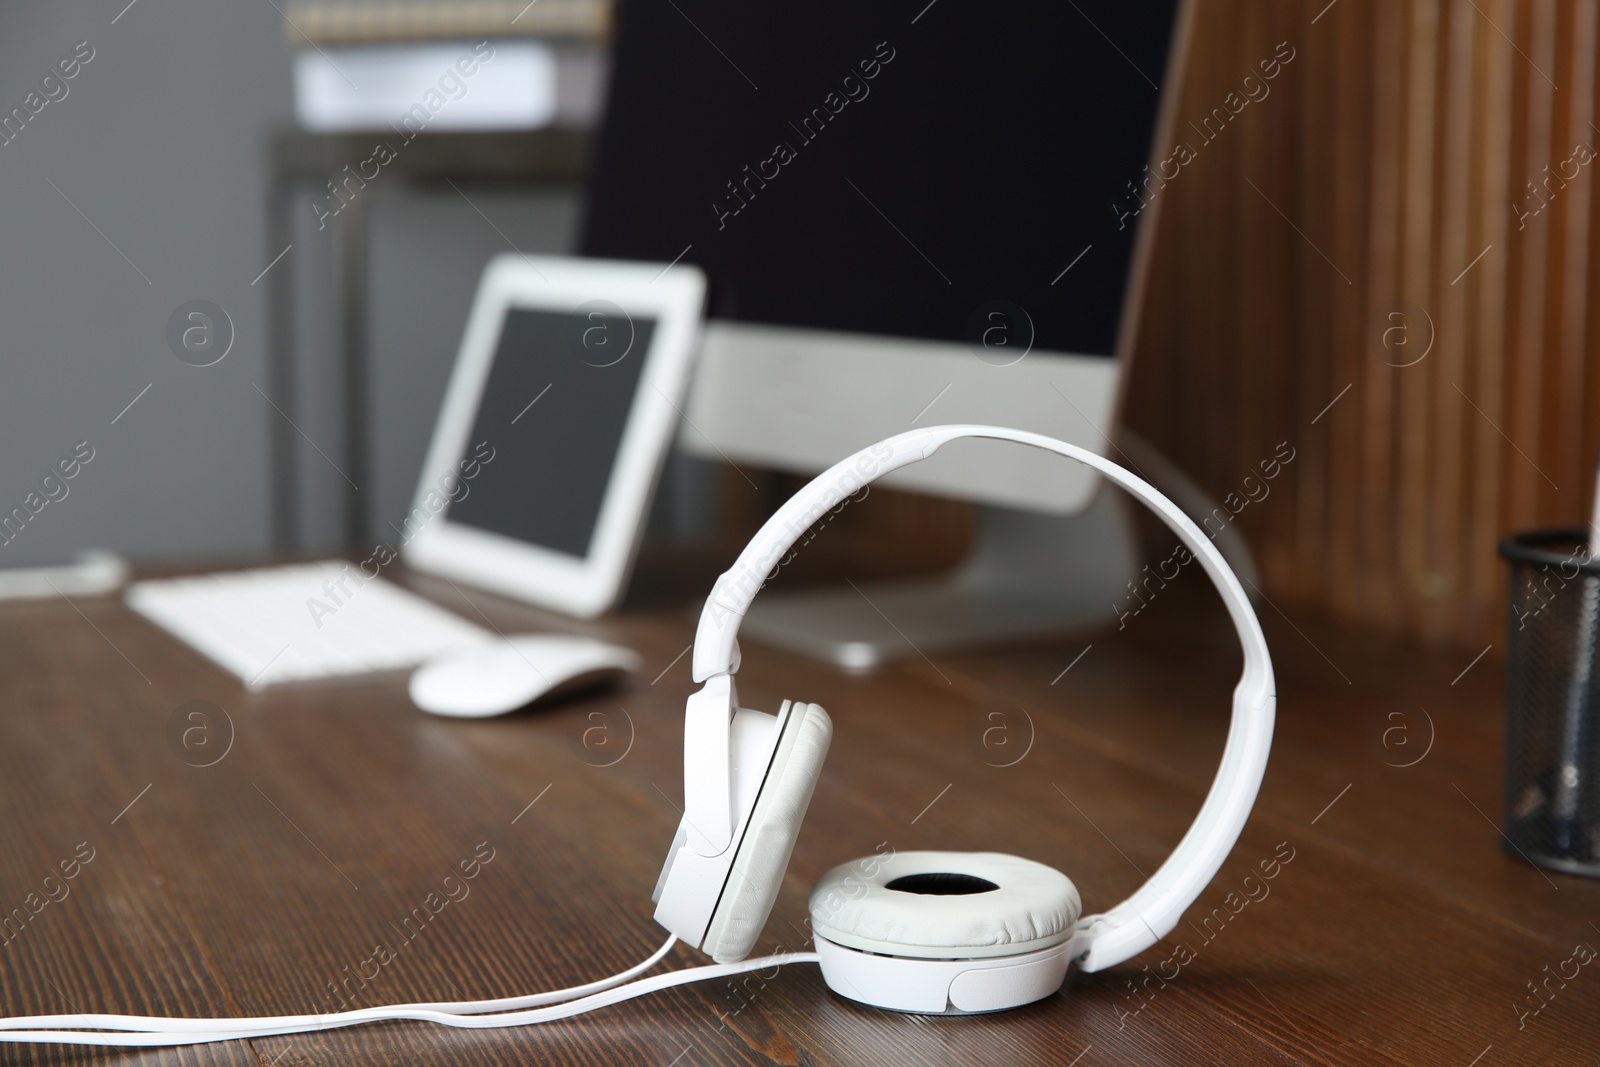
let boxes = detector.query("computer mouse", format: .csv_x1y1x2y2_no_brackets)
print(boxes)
409,635,641,718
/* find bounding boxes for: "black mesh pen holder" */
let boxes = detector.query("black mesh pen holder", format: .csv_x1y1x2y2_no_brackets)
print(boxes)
1500,529,1600,877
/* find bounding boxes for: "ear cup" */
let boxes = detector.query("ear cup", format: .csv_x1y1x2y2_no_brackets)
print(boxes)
809,851,1080,960
702,702,833,963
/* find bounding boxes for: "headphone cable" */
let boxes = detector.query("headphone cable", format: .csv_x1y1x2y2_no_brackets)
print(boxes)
0,936,821,1047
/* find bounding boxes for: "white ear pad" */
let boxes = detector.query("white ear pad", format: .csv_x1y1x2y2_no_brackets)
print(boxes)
809,851,1080,960
702,702,833,963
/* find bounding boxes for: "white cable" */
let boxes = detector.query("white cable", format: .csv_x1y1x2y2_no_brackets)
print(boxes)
0,943,819,1048
0,933,678,1036
355,933,681,1015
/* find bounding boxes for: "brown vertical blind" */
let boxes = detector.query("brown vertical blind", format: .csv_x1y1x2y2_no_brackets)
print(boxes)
1125,0,1600,648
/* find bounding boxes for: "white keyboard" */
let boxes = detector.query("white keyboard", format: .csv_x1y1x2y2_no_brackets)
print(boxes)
126,562,492,689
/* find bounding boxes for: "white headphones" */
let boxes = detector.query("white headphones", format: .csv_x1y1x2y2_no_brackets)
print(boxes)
0,424,1273,1045
653,424,1276,1014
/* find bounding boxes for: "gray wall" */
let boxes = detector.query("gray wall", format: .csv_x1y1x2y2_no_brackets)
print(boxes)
0,2,295,567
0,6,609,569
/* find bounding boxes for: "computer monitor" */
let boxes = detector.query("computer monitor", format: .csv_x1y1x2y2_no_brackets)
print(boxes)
581,0,1188,517
581,0,1191,663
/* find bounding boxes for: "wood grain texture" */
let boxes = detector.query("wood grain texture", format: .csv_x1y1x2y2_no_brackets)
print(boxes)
1124,0,1600,651
0,562,1596,1065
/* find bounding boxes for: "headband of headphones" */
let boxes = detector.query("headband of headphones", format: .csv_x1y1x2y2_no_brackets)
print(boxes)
683,424,1275,971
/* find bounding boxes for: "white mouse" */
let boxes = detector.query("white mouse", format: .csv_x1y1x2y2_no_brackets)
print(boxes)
409,635,641,718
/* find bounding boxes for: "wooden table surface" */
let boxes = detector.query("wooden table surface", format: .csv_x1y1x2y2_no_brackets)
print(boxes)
0,564,1593,1066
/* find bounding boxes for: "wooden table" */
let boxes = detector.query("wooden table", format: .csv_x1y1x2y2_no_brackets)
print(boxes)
0,565,1593,1066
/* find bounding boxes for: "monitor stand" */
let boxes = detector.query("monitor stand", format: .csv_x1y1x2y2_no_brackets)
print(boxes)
740,491,1139,669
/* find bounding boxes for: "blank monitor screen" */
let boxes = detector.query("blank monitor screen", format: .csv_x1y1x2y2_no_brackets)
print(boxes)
582,0,1179,358
447,308,655,558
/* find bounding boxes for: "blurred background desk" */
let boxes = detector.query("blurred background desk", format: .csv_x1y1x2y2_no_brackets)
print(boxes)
263,127,592,553
0,563,1593,1067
